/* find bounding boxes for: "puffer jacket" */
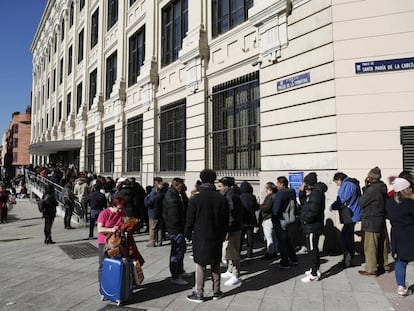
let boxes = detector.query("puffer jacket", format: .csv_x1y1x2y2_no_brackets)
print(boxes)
359,180,387,233
224,186,243,232
299,182,328,234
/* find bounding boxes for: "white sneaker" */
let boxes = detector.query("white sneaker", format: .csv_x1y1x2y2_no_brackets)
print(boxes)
171,277,188,286
221,271,233,279
224,275,242,286
301,273,319,283
296,246,308,255
305,269,321,278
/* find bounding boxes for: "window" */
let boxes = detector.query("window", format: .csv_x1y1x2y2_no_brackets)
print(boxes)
77,82,83,114
128,26,145,87
401,126,414,171
86,132,95,172
69,2,74,27
68,45,73,75
130,0,137,6
212,0,253,38
58,101,62,122
91,8,99,48
13,138,18,148
12,152,18,163
211,71,260,170
102,125,115,173
61,19,65,41
46,114,49,128
54,34,57,53
79,0,85,11
12,124,18,134
159,100,186,171
52,68,56,92
161,0,188,67
126,115,143,172
47,78,50,99
67,92,71,118
52,107,55,126
107,0,118,30
89,69,97,109
106,51,117,99
78,29,84,63
59,58,64,84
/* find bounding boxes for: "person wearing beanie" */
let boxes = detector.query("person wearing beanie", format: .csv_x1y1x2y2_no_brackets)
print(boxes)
217,176,243,286
386,177,414,297
298,172,328,283
185,169,229,302
358,166,389,276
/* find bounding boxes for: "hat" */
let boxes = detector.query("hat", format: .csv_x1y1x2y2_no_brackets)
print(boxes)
368,166,382,179
303,172,317,187
219,176,235,187
391,178,411,192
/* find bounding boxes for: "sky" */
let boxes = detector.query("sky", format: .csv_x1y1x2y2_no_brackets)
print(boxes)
0,1,48,136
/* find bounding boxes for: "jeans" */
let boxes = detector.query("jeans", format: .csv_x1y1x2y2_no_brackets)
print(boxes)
262,218,277,254
169,233,186,279
395,259,408,287
89,209,101,238
341,222,356,257
98,244,107,286
240,226,254,257
274,218,297,265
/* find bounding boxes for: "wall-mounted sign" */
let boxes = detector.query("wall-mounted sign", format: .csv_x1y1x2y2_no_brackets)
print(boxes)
288,171,304,197
355,57,414,74
277,72,310,91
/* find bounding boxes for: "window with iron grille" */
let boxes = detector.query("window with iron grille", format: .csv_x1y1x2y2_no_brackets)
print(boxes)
211,71,260,170
89,68,97,109
126,115,143,172
128,26,145,87
86,132,95,172
78,29,84,64
102,125,115,173
77,82,82,115
107,0,118,30
106,51,117,99
91,8,99,48
401,126,414,171
68,45,73,75
161,0,188,67
67,92,71,118
212,0,253,38
159,100,186,171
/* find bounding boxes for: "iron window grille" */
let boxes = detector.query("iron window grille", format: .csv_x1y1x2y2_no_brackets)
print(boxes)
86,132,95,173
161,0,188,67
108,0,118,30
106,51,117,99
211,71,260,170
102,125,115,173
159,100,186,171
212,0,253,38
401,126,414,171
128,26,145,87
126,115,143,172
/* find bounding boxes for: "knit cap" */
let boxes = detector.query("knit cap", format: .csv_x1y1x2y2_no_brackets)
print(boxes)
368,167,381,179
303,172,318,187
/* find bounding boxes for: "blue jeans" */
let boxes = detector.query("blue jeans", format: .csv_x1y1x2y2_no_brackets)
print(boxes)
169,233,186,279
341,222,356,256
395,259,408,287
89,209,101,238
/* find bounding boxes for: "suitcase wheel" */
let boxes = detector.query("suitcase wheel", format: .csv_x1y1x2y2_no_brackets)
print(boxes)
100,295,105,301
116,300,121,306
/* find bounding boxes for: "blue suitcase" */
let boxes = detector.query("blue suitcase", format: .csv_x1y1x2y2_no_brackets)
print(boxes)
100,258,133,306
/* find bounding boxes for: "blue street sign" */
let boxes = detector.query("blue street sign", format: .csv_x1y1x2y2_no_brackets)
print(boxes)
277,72,310,91
355,57,414,74
288,171,304,197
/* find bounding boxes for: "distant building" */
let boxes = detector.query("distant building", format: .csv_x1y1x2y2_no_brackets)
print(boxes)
2,112,31,181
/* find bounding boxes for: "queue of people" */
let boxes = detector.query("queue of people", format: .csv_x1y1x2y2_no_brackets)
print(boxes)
25,163,414,301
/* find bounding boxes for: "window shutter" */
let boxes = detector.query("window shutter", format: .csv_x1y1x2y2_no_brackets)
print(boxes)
401,126,414,171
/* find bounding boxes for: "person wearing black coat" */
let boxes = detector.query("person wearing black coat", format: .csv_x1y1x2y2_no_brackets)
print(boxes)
144,182,168,247
42,184,58,244
298,172,327,283
185,169,229,302
87,184,107,239
239,181,258,258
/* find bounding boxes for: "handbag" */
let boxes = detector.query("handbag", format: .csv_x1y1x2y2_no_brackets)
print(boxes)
339,203,353,224
104,230,126,258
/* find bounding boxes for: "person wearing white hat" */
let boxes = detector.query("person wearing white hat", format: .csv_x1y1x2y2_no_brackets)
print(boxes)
386,177,414,297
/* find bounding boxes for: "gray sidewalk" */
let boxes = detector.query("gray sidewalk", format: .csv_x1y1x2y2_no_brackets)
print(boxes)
0,199,411,311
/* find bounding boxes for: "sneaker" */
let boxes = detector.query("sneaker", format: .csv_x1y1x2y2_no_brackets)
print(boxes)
212,290,224,300
305,268,321,278
397,286,413,297
221,271,233,279
296,246,308,255
224,275,242,286
187,292,204,303
171,277,188,286
275,263,291,270
146,242,156,247
301,273,319,283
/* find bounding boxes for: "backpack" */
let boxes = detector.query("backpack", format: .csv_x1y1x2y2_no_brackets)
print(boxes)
283,198,298,224
37,199,46,213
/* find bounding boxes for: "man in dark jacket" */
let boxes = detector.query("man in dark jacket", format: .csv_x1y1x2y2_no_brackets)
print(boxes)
273,176,298,269
185,169,229,302
239,181,258,258
163,177,188,285
299,172,328,283
87,184,107,239
144,182,168,247
217,176,243,286
358,166,389,276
